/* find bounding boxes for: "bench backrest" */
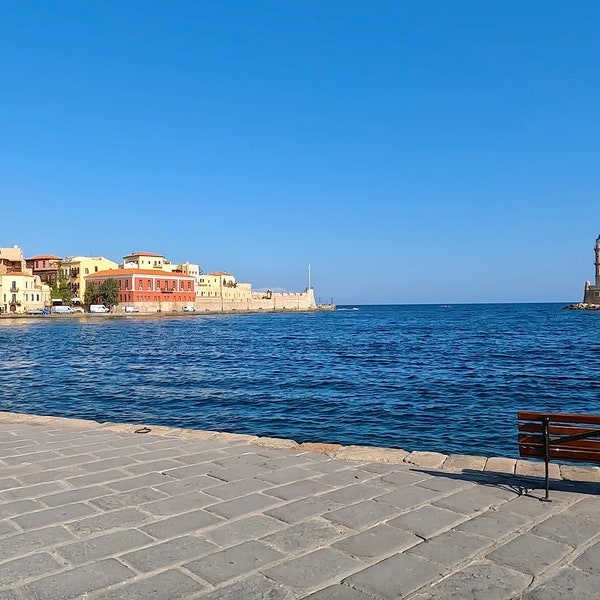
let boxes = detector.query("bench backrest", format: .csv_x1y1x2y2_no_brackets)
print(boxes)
518,411,600,463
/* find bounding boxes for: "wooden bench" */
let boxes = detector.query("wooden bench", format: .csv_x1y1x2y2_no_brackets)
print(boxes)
517,411,600,501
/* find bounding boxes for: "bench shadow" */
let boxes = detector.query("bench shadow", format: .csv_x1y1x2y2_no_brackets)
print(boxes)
408,467,600,500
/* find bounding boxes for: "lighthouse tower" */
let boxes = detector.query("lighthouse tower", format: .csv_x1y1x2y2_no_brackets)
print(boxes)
583,234,600,304
595,234,600,286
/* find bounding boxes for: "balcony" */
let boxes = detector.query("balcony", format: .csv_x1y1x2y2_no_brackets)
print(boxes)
10,286,18,292
9,300,21,306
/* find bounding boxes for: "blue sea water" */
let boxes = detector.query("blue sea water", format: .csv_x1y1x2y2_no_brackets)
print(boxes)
1,303,599,458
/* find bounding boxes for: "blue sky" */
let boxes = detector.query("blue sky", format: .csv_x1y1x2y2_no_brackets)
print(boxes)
2,1,599,304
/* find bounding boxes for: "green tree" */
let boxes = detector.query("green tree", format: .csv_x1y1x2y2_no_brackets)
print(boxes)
99,278,119,308
84,279,119,308
84,282,100,305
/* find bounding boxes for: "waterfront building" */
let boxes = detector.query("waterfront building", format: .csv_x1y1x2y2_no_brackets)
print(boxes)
121,251,167,270
0,246,51,314
0,272,51,314
85,268,196,312
121,251,200,277
197,272,252,300
0,245,28,274
167,261,201,278
60,256,119,302
25,255,61,286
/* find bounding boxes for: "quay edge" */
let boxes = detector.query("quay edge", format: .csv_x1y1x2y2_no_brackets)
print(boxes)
0,410,598,484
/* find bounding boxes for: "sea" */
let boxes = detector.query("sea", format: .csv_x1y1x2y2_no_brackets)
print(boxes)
1,303,599,459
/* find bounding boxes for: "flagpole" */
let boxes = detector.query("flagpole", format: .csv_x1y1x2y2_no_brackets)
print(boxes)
308,264,311,290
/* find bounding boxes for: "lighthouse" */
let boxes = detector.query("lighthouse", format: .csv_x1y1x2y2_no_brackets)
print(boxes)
583,234,600,304
595,234,600,287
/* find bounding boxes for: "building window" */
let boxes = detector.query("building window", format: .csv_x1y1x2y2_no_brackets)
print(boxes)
188,282,192,291
148,280,151,290
125,280,129,290
85,268,89,275
138,280,143,290
95,266,98,272
156,280,160,290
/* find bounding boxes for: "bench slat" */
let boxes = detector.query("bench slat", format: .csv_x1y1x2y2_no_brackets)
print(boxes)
520,445,600,462
518,411,600,425
518,423,600,436
518,434,600,451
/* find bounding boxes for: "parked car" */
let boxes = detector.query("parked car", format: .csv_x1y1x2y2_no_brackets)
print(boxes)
182,306,196,312
53,306,75,314
27,308,50,315
89,304,110,313
124,306,139,313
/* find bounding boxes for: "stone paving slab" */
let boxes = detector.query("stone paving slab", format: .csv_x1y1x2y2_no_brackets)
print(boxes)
0,411,599,599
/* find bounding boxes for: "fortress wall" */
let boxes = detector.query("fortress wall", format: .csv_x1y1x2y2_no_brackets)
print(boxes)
121,288,317,314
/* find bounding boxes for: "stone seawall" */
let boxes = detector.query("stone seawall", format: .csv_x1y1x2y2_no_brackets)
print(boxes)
122,288,319,314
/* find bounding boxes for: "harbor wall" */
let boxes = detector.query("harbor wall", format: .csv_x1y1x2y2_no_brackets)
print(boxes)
121,288,319,314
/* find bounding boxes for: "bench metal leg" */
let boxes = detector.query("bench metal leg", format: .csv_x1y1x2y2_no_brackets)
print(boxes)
541,416,552,502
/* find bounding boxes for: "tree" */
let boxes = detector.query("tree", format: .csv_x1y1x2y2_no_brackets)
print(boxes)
84,282,100,305
84,278,119,308
99,278,119,308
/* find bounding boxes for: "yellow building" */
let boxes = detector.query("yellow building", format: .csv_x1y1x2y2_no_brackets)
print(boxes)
1,273,51,314
0,246,50,313
122,251,201,279
60,256,118,302
122,251,167,270
196,272,252,300
166,261,201,278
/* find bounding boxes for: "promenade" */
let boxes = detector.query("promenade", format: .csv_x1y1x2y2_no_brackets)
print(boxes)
0,412,599,599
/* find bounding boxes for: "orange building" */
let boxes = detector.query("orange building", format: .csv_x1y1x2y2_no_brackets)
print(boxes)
86,268,196,306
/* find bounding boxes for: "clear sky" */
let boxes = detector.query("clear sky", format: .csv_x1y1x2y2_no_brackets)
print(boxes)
2,1,599,304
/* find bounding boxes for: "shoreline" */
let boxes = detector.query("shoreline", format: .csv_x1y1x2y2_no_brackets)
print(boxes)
1,410,598,485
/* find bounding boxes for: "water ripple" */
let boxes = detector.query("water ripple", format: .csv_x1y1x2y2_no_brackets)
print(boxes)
1,303,599,458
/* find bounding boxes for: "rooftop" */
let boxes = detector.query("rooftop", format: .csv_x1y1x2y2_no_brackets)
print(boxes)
88,268,196,278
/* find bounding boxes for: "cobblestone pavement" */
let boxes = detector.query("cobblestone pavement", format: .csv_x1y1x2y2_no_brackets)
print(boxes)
0,412,599,600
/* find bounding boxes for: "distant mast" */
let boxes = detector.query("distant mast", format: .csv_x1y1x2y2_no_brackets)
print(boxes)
308,263,311,290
